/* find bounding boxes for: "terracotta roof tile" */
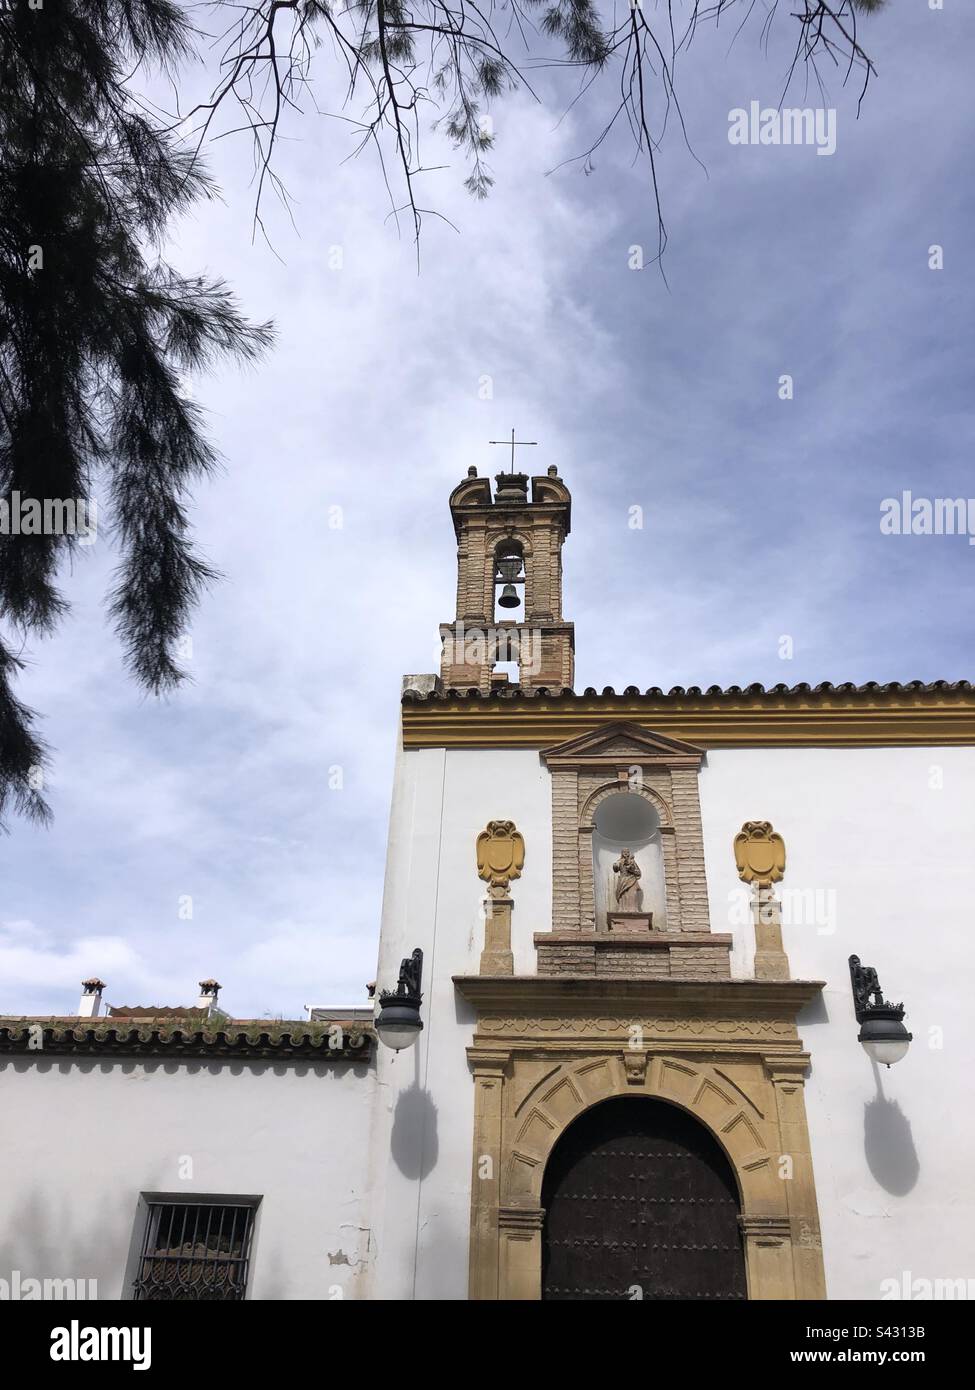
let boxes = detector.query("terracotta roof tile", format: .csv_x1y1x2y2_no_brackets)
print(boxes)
0,1017,374,1062
403,680,974,702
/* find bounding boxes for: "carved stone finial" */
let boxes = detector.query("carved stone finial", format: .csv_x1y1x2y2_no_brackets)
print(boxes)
734,820,786,886
476,819,525,889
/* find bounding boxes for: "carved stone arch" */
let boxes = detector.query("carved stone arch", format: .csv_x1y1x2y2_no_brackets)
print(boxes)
506,1055,771,1215
485,526,535,558
579,779,673,831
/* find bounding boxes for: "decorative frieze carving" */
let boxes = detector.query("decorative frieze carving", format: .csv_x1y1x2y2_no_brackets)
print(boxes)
478,1014,798,1038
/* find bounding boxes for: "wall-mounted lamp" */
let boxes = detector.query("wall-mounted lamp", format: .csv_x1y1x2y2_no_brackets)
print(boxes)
849,955,912,1068
375,948,424,1052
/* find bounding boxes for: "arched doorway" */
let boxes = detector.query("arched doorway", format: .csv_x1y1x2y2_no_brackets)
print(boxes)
541,1096,747,1301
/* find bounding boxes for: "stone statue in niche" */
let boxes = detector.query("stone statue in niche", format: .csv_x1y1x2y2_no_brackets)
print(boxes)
613,848,642,911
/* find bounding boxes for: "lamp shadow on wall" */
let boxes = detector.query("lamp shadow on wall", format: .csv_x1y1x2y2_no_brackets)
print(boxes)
863,1063,920,1197
796,998,919,1196
389,1049,440,1181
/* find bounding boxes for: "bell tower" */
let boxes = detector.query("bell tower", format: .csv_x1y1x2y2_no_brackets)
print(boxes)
440,466,574,693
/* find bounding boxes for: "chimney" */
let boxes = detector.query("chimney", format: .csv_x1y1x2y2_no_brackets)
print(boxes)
197,979,221,1016
78,978,106,1018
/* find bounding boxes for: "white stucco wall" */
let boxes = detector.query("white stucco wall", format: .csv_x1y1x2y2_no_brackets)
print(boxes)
370,736,975,1302
365,739,552,1299
699,746,975,1301
0,1052,375,1300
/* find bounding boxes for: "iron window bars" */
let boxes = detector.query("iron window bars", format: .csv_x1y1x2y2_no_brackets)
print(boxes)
132,1200,257,1301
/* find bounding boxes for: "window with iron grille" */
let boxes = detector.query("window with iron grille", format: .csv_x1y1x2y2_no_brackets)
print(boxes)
132,1198,259,1301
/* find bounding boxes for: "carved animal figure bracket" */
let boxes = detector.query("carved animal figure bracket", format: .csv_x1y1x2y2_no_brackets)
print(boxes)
849,955,903,1021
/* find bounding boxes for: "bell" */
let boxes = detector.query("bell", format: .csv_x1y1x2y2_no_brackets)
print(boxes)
498,583,520,608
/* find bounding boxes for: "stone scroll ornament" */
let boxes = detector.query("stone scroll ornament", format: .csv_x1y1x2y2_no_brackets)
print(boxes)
733,820,786,887
476,819,525,890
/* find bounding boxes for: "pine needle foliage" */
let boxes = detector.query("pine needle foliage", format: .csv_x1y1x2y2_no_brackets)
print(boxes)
0,0,272,828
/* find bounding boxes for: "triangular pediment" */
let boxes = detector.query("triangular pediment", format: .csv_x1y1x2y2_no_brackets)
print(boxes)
540,721,704,766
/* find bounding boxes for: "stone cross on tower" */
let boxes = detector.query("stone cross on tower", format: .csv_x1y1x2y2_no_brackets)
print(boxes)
488,429,537,472
439,464,574,694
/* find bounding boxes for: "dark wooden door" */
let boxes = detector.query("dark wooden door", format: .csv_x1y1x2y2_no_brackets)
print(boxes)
541,1097,747,1301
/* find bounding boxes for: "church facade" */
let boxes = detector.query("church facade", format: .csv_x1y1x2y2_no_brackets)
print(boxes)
368,466,975,1301
2,467,974,1301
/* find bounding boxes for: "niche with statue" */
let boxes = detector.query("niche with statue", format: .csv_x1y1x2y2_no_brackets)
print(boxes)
592,791,667,932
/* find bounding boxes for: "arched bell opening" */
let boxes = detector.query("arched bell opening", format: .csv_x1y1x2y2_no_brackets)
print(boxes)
488,625,521,690
493,540,525,621
540,1096,747,1301
592,790,667,929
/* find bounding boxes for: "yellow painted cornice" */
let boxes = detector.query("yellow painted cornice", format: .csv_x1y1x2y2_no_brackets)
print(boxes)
402,683,975,748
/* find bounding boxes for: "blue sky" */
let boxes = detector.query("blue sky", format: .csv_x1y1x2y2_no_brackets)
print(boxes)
2,1,972,1018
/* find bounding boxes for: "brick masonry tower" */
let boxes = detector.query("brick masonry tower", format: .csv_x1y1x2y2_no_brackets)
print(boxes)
439,466,574,693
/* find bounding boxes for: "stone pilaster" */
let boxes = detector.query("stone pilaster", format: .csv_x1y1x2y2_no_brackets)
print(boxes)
753,886,791,980
660,825,680,931
467,1049,510,1301
670,766,710,931
480,889,514,975
578,826,596,932
498,1206,544,1300
765,1057,827,1300
739,1215,796,1300
551,769,580,932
